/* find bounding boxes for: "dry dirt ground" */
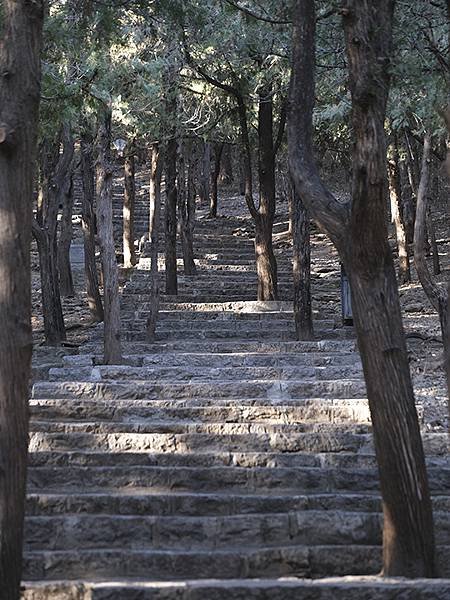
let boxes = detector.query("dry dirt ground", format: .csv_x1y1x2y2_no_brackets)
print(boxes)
31,183,449,431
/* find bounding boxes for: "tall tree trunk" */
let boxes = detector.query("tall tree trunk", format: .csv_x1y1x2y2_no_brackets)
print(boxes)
209,142,224,218
96,105,122,364
388,139,411,284
399,157,416,244
292,183,313,339
198,141,211,206
427,207,441,276
0,2,44,597
289,0,435,577
219,143,234,185
178,141,197,275
146,144,163,340
57,124,76,297
123,143,136,269
414,134,448,354
80,131,104,323
440,99,450,415
33,134,68,345
165,137,178,294
255,89,278,301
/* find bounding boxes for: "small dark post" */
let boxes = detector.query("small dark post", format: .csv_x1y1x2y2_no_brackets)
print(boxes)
340,263,353,326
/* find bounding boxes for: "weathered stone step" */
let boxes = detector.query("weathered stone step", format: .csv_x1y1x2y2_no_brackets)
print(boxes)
32,379,368,401
26,464,450,494
26,509,402,551
81,339,358,355
28,450,447,471
29,420,371,437
83,338,356,353
127,310,298,321
62,350,360,369
26,491,450,518
30,398,371,424
47,364,363,383
138,301,295,312
28,430,448,455
20,544,450,581
131,271,299,281
20,576,450,600
121,330,354,343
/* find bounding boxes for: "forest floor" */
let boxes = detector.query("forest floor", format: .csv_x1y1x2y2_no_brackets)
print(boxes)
30,182,450,431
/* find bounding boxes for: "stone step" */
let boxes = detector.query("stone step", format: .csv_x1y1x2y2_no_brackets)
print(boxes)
131,271,300,280
133,319,337,331
20,544,450,581
26,490,450,518
20,576,450,600
27,450,447,471
117,329,354,342
30,398,371,424
62,350,361,368
28,430,448,457
29,420,372,437
82,339,355,354
32,379,368,401
24,510,397,552
126,311,299,321
25,463,450,494
47,365,363,383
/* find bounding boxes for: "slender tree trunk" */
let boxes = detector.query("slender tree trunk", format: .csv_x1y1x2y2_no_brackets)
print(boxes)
178,142,197,275
80,131,104,323
219,143,234,185
289,0,435,577
147,144,163,340
399,157,416,244
33,136,67,345
165,138,178,294
427,207,441,276
0,2,44,597
57,124,76,297
440,99,450,414
123,144,136,269
96,105,122,364
198,141,211,206
255,89,278,301
414,134,448,353
292,183,313,339
388,139,411,284
209,142,224,218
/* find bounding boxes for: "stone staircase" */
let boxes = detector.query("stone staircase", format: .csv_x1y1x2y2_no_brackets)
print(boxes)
23,208,450,598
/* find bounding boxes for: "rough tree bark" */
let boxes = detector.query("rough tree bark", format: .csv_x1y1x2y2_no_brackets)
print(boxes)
123,142,136,269
209,141,224,218
399,155,416,244
388,137,411,283
165,137,178,294
80,131,104,323
96,105,122,364
414,134,448,354
198,141,211,206
289,0,435,577
146,144,163,340
254,89,278,300
405,132,441,275
32,131,69,345
219,142,234,185
57,124,76,297
291,182,313,340
0,1,44,597
178,140,197,275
